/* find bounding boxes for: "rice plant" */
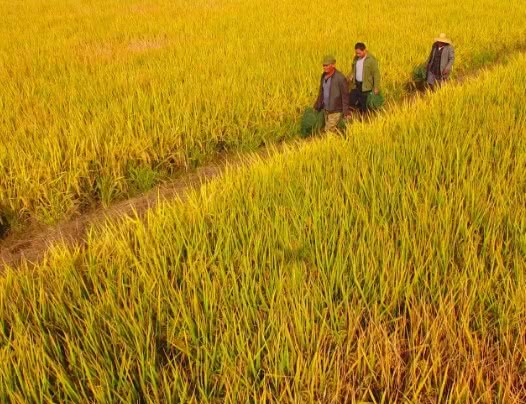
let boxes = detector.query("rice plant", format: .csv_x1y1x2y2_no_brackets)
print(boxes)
1,54,525,402
1,0,526,225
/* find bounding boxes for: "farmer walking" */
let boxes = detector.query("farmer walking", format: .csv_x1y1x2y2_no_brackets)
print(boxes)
314,55,350,132
348,43,381,114
426,33,455,89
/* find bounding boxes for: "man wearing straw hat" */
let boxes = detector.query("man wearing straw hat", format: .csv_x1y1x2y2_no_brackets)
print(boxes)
314,55,350,132
426,33,455,88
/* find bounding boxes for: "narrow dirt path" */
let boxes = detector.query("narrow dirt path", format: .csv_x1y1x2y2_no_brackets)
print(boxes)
0,147,279,269
1,48,525,270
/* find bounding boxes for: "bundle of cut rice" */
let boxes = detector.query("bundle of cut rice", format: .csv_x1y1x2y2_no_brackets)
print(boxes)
367,92,385,110
300,107,325,137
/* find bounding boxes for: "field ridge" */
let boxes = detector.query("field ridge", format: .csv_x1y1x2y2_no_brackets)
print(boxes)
1,51,524,402
1,51,525,270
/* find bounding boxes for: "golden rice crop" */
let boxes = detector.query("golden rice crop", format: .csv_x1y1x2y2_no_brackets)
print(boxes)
1,0,526,225
1,54,525,402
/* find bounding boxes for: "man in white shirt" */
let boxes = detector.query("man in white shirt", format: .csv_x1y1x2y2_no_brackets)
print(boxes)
348,43,381,114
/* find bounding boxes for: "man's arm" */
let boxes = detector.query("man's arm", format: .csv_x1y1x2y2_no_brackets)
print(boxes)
313,76,323,111
347,60,356,82
372,59,381,94
444,46,455,74
340,76,350,116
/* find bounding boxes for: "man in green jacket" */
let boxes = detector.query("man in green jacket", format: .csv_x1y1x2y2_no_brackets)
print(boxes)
314,55,350,132
348,43,381,114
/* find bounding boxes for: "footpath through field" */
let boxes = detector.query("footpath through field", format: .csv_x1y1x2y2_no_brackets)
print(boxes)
0,50,525,270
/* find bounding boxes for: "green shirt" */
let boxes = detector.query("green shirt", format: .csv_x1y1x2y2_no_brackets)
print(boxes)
350,53,381,92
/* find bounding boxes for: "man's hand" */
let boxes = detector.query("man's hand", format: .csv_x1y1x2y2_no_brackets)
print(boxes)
373,88,379,95
348,75,354,83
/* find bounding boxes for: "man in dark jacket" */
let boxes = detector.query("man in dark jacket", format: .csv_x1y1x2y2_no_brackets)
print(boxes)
348,43,381,114
314,55,350,132
426,33,455,89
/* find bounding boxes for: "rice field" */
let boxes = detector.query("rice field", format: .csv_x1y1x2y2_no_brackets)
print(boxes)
1,51,525,401
1,0,526,226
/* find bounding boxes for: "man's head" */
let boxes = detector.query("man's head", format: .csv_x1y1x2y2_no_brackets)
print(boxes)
355,43,367,59
322,55,336,74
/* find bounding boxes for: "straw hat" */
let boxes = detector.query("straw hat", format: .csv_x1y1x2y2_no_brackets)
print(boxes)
434,33,452,44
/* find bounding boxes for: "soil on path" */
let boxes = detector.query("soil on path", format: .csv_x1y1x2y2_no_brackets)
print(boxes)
0,148,277,269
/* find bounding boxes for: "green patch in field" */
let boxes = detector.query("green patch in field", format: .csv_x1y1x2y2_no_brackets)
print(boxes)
95,175,124,207
127,164,160,194
470,50,498,70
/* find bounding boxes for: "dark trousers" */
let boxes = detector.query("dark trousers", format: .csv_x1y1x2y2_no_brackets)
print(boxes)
349,81,371,113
